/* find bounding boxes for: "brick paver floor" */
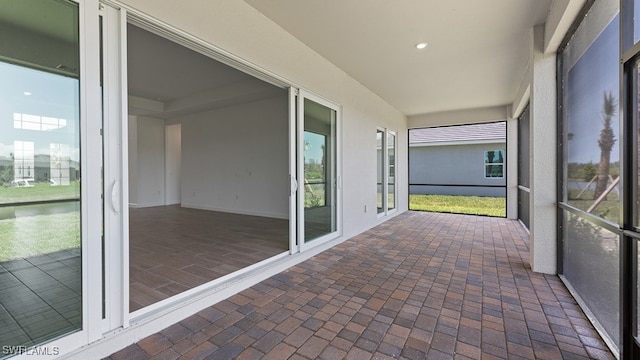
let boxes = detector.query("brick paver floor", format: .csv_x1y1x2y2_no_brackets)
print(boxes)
106,211,614,359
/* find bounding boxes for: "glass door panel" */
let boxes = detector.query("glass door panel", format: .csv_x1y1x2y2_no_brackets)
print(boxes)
637,63,640,227
387,132,396,211
0,0,82,348
301,96,338,244
376,130,384,214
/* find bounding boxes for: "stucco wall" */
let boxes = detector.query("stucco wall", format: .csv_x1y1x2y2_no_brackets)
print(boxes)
180,95,289,219
409,142,506,197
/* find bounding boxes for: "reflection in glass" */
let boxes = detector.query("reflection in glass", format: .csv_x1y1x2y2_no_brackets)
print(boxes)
563,213,620,347
484,150,505,178
564,11,620,222
0,0,81,349
387,132,396,211
376,130,384,214
304,131,327,208
637,64,640,226
636,0,640,47
304,99,336,241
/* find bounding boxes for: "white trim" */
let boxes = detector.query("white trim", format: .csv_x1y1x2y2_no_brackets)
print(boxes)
99,1,130,335
82,0,103,345
288,87,298,255
297,90,343,250
181,204,289,220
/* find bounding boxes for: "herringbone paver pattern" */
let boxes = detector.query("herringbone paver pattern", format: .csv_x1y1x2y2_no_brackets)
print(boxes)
106,211,614,359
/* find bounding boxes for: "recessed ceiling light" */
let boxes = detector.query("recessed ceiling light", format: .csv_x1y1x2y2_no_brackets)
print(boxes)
23,91,32,96
416,42,428,50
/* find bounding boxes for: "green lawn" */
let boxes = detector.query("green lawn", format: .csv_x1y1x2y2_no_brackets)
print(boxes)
410,194,506,217
0,182,81,261
0,182,80,204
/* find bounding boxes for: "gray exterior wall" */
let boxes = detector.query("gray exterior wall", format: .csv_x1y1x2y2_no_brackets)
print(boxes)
409,142,506,197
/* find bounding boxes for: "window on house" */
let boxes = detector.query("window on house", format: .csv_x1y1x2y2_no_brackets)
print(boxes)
484,150,504,178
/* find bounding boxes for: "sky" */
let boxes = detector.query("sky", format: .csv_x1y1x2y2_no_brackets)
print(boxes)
566,15,620,165
636,4,640,44
304,131,325,165
0,61,80,162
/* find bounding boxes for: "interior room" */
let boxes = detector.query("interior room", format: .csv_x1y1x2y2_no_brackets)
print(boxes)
126,23,290,312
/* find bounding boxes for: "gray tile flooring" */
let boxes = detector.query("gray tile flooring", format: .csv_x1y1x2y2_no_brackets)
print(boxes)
0,248,81,350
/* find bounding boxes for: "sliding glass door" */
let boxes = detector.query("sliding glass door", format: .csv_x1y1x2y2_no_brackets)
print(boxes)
377,130,385,214
377,128,396,216
0,0,82,347
622,0,640,356
298,91,340,248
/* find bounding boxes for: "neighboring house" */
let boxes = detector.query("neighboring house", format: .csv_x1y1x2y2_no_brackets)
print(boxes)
409,122,506,197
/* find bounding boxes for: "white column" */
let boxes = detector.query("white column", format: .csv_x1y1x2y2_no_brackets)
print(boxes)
506,117,518,220
529,24,557,274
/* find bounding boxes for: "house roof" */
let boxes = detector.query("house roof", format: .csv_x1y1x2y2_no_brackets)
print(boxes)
409,122,506,145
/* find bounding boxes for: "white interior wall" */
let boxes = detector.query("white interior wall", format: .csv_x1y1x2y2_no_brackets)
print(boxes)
119,0,408,239
128,115,138,206
165,123,181,205
131,115,166,208
180,95,289,219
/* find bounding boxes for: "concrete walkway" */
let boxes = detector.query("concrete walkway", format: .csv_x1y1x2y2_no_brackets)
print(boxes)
106,211,614,359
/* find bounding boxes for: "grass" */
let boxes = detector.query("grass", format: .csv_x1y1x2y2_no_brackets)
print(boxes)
410,194,506,217
0,182,81,261
0,210,80,262
0,182,80,204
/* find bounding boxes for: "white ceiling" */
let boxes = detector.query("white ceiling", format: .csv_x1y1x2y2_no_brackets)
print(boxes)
127,24,285,119
243,0,552,116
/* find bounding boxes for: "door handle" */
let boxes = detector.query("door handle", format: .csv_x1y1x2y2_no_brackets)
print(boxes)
111,180,120,214
290,175,298,195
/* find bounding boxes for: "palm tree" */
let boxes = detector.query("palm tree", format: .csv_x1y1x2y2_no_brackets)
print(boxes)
594,91,617,200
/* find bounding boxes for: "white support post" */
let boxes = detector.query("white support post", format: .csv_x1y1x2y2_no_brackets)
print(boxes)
529,24,558,274
506,117,518,219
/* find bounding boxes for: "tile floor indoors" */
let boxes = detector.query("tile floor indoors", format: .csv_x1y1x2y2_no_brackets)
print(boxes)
106,211,614,359
129,206,289,311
